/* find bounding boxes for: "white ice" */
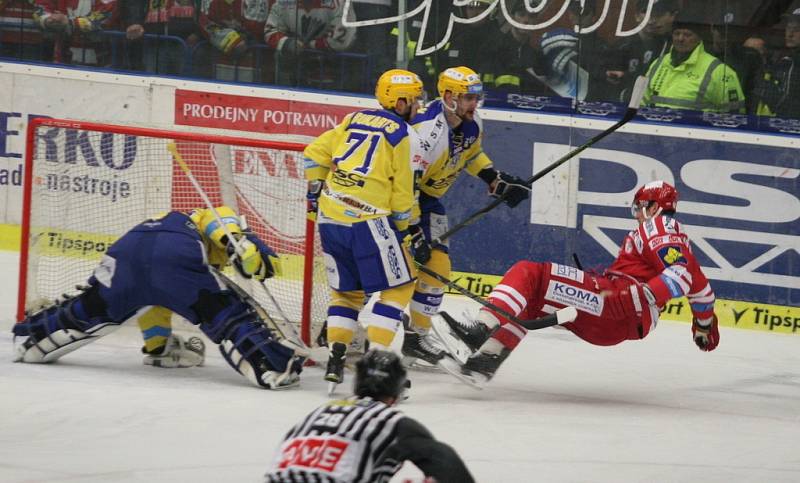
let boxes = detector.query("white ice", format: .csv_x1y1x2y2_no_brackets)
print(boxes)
0,249,798,483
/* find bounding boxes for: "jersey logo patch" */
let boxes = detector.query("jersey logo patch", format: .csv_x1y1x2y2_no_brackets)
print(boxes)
278,436,349,472
545,280,602,316
658,246,685,266
550,263,584,283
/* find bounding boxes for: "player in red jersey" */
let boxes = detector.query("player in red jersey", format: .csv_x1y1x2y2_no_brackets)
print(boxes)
439,180,720,385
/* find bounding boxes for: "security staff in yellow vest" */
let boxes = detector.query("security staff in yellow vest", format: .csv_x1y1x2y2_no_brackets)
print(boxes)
642,12,745,113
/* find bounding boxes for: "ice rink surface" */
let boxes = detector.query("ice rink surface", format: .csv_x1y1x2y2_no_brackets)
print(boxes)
0,249,798,483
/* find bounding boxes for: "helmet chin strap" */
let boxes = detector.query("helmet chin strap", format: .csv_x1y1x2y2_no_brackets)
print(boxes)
643,205,663,220
443,94,458,113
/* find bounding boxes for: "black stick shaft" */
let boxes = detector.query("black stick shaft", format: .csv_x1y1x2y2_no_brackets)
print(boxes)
416,264,561,331
432,107,637,246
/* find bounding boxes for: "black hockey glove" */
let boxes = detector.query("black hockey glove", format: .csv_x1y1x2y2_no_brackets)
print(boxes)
306,180,323,221
408,224,431,265
487,170,529,208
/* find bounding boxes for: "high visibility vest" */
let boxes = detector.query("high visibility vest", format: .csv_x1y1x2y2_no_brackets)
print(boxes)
644,42,745,113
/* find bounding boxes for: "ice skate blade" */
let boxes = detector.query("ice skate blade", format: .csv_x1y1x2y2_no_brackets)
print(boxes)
437,357,486,390
327,380,338,397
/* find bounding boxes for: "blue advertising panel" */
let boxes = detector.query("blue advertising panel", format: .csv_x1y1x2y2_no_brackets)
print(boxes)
444,116,799,307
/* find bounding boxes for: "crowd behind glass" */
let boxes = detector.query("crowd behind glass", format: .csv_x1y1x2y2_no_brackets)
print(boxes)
1,0,799,123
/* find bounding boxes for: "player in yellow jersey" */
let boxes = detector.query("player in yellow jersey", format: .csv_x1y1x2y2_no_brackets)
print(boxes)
400,66,530,367
303,69,426,393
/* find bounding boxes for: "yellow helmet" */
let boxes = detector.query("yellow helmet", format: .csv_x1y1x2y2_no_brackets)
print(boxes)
191,206,242,248
437,66,483,99
375,69,424,110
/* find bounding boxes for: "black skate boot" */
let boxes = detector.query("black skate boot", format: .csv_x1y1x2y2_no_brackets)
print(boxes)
402,329,446,366
325,342,347,395
439,311,496,353
462,348,511,382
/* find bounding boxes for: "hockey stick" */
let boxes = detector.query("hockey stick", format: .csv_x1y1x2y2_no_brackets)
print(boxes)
167,143,318,358
416,264,577,330
431,75,649,246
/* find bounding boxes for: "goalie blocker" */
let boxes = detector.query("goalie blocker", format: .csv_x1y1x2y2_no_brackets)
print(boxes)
13,210,304,390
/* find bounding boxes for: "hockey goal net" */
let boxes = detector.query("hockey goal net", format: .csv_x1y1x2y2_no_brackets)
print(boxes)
16,117,328,346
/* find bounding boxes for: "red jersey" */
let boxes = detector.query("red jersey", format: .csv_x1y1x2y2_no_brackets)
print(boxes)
607,214,716,322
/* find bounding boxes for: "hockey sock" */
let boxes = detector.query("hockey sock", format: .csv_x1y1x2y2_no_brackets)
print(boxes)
366,301,404,348
327,290,365,346
137,306,173,353
410,249,450,330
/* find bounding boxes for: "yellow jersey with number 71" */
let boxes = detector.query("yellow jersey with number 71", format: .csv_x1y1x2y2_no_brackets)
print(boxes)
303,109,418,232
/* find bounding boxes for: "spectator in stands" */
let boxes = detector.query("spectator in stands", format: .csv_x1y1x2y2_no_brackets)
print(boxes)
642,10,745,113
199,0,270,81
0,0,48,61
349,0,393,85
122,0,199,75
535,0,616,100
612,0,679,101
707,10,765,114
754,9,800,119
33,0,117,65
263,0,356,89
437,0,502,86
488,1,550,96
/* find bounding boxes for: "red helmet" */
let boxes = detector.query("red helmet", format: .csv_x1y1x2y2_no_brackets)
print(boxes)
631,180,678,217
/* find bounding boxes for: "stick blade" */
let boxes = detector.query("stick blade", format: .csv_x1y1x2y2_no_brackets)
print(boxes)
628,75,648,109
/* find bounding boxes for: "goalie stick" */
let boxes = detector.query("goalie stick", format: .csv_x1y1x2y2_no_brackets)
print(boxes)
167,143,328,363
431,75,649,246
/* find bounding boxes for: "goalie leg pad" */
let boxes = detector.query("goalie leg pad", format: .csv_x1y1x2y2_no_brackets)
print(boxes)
13,288,120,363
217,319,304,389
199,301,304,389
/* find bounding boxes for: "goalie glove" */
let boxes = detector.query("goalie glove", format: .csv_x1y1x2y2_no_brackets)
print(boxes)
692,314,720,352
408,224,431,265
479,168,529,208
227,232,281,281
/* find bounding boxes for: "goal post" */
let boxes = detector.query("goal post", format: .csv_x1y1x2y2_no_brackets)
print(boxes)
16,117,328,346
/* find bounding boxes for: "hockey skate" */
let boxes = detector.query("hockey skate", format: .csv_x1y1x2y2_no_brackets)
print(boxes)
325,342,347,396
143,334,205,368
431,311,495,364
401,328,447,369
438,348,511,389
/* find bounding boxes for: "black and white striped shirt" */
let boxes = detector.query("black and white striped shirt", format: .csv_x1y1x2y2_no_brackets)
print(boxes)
264,397,405,483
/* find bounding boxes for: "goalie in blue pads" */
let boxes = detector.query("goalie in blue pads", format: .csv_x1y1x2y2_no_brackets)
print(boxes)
13,206,304,390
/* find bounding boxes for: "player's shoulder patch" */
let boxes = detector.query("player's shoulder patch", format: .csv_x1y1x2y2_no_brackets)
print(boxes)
661,215,679,234
631,230,644,253
657,245,686,266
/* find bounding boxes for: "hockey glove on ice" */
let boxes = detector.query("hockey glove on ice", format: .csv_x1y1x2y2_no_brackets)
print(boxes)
692,314,720,352
603,283,656,320
480,168,529,208
408,224,431,265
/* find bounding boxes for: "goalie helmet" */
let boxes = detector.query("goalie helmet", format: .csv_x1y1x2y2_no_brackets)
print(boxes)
437,66,484,100
354,349,407,400
192,206,242,248
375,69,424,110
631,180,678,217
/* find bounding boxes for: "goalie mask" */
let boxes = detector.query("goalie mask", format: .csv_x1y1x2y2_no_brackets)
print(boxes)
631,180,678,218
192,206,242,248
354,349,407,400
